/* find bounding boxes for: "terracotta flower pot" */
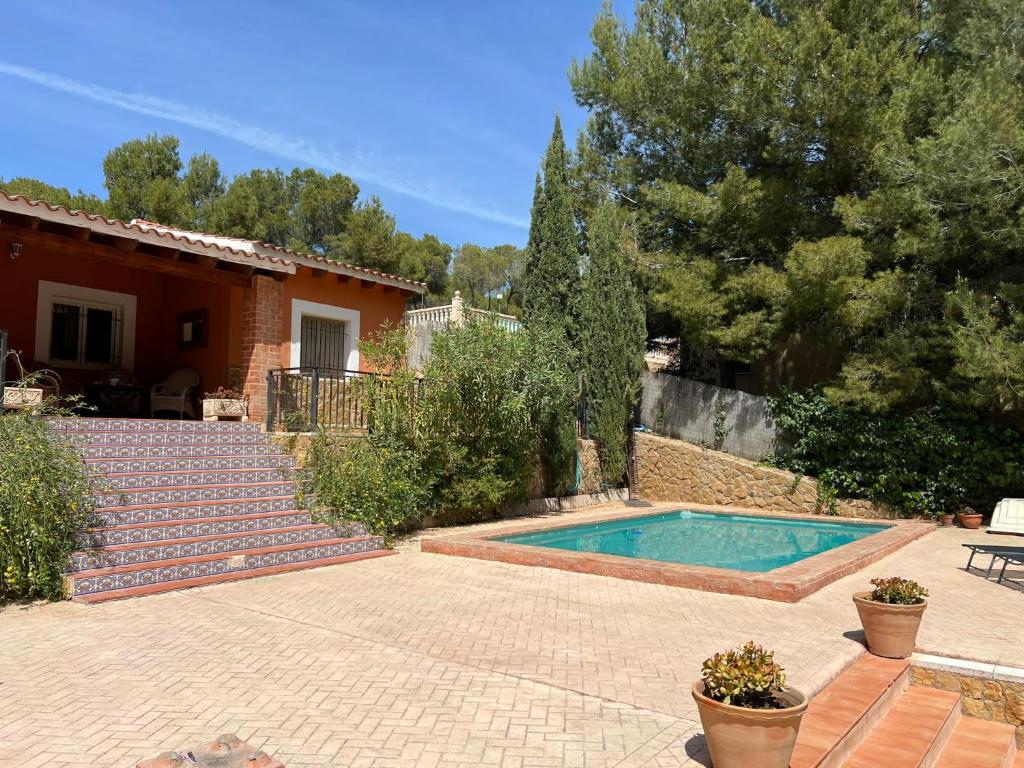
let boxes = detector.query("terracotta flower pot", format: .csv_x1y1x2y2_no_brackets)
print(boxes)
853,592,927,659
958,513,982,530
938,514,955,527
691,681,807,768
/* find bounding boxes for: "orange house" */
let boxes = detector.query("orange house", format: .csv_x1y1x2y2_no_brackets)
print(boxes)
0,192,425,424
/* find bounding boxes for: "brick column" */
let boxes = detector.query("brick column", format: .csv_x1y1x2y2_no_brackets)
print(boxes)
241,275,284,425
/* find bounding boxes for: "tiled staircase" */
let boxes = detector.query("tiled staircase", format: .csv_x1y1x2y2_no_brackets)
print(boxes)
52,418,392,603
792,654,1020,768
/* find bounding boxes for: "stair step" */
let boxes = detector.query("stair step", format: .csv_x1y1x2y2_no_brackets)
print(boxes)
93,481,296,508
86,455,295,473
65,431,273,446
844,686,961,768
791,655,910,768
77,510,329,546
88,496,297,526
69,524,358,571
78,443,282,459
67,536,388,598
51,417,262,433
97,467,296,491
73,548,395,603
934,718,1017,768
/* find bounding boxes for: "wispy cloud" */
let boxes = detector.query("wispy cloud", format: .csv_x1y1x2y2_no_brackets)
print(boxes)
0,61,528,229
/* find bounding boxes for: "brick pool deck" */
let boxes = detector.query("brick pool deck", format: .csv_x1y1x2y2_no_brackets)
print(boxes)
421,503,933,602
0,502,1021,767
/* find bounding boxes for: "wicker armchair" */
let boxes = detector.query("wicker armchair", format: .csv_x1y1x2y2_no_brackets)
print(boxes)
150,368,200,419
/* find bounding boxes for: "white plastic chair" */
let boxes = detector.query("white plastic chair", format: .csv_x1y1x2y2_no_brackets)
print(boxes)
990,498,1024,536
150,368,200,419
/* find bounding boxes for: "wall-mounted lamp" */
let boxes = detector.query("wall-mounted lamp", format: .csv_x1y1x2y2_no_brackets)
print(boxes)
9,242,22,262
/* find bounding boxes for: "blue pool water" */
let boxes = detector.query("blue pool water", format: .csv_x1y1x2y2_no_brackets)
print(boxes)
496,511,889,572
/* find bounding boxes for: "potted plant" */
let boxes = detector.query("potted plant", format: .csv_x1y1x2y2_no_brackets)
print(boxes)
957,505,982,529
853,577,928,659
937,511,955,527
202,387,249,422
692,642,807,768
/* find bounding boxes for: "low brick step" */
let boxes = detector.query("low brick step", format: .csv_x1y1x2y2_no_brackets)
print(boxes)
68,523,362,571
66,535,389,600
843,686,961,768
77,510,327,546
96,467,297,491
88,496,297,526
78,442,282,459
50,417,262,433
93,481,296,508
71,548,395,603
86,454,295,474
65,430,272,447
933,718,1017,768
791,655,910,768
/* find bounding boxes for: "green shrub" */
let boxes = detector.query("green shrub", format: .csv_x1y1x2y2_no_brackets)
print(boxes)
868,577,928,605
701,642,788,709
767,388,1024,517
306,433,425,538
0,409,92,601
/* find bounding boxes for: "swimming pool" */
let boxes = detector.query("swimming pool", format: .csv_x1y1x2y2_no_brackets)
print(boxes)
496,510,889,572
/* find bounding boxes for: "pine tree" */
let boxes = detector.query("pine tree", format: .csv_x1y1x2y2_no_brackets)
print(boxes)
522,116,581,349
581,201,647,483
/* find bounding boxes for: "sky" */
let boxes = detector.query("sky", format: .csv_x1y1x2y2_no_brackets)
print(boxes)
0,0,611,248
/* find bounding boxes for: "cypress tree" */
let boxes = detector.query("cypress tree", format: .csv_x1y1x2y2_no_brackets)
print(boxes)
522,116,581,348
581,201,647,483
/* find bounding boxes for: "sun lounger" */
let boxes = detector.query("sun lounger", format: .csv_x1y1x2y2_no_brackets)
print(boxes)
963,543,1024,581
989,498,1024,535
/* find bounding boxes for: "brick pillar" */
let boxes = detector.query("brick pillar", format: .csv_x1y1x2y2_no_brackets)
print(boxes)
241,275,284,425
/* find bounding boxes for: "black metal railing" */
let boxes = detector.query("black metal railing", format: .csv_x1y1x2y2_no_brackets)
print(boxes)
266,367,377,432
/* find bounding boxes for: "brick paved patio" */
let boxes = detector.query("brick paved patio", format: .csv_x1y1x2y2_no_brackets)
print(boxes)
0,503,1020,767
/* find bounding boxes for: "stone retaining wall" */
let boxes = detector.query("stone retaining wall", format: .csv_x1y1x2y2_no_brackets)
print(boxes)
912,665,1024,749
634,432,889,518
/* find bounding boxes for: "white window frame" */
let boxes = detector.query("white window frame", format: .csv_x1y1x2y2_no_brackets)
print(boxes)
35,281,137,370
289,298,360,371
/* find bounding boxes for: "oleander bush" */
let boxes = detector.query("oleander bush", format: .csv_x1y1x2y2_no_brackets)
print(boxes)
868,577,928,605
0,403,92,601
701,642,788,709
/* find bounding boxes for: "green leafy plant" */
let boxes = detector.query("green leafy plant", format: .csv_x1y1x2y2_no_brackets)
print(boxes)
868,577,928,605
306,433,425,539
1,389,93,601
701,642,788,709
204,386,245,400
767,388,1024,517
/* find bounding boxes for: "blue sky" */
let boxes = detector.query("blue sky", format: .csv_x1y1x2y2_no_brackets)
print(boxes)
0,1,609,248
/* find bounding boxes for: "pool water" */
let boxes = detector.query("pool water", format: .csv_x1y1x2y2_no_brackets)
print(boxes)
497,511,889,572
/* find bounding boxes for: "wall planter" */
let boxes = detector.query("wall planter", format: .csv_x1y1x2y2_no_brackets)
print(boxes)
853,577,928,659
202,398,248,422
2,386,43,410
692,682,807,768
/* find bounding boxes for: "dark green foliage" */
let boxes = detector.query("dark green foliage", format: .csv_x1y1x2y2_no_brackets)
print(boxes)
523,117,582,348
701,642,788,709
1,404,92,601
767,388,1024,517
868,577,928,606
570,0,1024,413
580,202,646,483
307,322,578,530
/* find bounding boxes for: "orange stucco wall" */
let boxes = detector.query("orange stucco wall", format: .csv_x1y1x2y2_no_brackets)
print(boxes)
280,268,412,371
0,234,237,394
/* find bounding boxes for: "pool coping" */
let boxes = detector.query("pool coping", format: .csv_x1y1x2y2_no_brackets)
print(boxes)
420,502,935,602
